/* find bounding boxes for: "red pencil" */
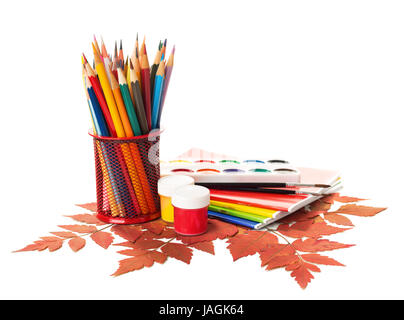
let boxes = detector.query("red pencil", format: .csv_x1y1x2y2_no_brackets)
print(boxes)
140,46,152,130
83,56,117,137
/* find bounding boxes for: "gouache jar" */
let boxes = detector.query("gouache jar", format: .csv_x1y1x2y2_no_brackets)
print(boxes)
172,185,210,236
157,175,195,222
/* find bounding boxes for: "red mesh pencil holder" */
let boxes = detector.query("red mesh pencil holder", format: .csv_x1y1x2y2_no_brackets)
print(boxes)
90,130,162,224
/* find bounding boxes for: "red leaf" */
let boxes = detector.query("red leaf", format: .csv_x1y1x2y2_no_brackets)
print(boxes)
112,250,167,276
68,237,86,252
75,202,97,212
330,204,387,217
292,238,354,252
142,220,166,235
14,242,48,252
321,193,366,204
15,238,64,253
226,230,278,261
309,200,332,212
324,213,354,226
90,231,114,249
302,253,344,266
142,228,176,240
189,241,215,255
279,209,322,224
259,244,295,266
111,225,142,242
59,224,97,234
177,219,238,245
265,254,299,271
45,239,63,252
286,261,321,273
161,243,193,264
289,262,316,289
50,231,77,238
277,221,349,238
115,239,165,250
65,214,105,225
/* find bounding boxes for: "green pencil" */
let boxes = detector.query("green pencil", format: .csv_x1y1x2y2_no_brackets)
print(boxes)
117,68,142,136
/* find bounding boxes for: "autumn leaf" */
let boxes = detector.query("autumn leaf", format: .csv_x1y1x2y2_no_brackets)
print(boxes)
90,231,114,249
142,228,177,240
302,253,344,266
321,193,366,204
277,220,350,238
292,238,354,252
264,253,299,271
76,202,97,212
110,225,142,242
279,209,322,224
115,239,165,250
324,213,354,226
65,214,105,225
112,250,167,276
59,224,98,234
14,237,63,253
50,231,77,238
330,204,387,217
308,200,332,212
226,230,278,261
161,243,193,264
288,261,316,289
177,219,238,245
189,241,215,255
68,237,86,252
16,237,64,253
259,244,295,266
142,220,166,235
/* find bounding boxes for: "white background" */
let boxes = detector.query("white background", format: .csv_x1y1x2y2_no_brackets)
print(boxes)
1,0,403,300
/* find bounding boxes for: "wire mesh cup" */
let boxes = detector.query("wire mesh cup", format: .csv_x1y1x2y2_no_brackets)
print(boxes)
90,130,162,224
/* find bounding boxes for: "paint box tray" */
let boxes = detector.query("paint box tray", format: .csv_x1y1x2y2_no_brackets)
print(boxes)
160,158,300,183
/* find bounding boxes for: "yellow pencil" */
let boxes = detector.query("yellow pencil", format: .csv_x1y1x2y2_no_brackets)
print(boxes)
93,43,125,137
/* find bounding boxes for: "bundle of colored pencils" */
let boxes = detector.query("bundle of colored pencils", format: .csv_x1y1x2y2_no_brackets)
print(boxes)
82,35,175,136
82,35,175,220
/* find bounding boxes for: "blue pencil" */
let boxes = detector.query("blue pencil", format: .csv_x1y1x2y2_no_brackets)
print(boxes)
87,84,110,137
151,61,165,129
208,210,260,229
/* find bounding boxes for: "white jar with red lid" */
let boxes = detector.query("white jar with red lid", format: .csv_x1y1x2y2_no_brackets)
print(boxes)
171,185,210,236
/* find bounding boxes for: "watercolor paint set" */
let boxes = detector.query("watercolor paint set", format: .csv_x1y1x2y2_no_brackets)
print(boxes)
160,159,301,183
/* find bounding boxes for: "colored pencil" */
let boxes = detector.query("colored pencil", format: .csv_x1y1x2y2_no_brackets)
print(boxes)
157,46,175,127
93,45,125,136
160,39,167,61
140,48,152,130
150,46,162,98
117,67,142,136
84,59,117,137
119,40,124,67
151,60,165,129
85,74,110,137
129,61,149,135
108,65,136,137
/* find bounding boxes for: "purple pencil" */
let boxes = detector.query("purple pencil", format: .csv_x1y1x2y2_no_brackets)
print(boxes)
157,46,175,127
